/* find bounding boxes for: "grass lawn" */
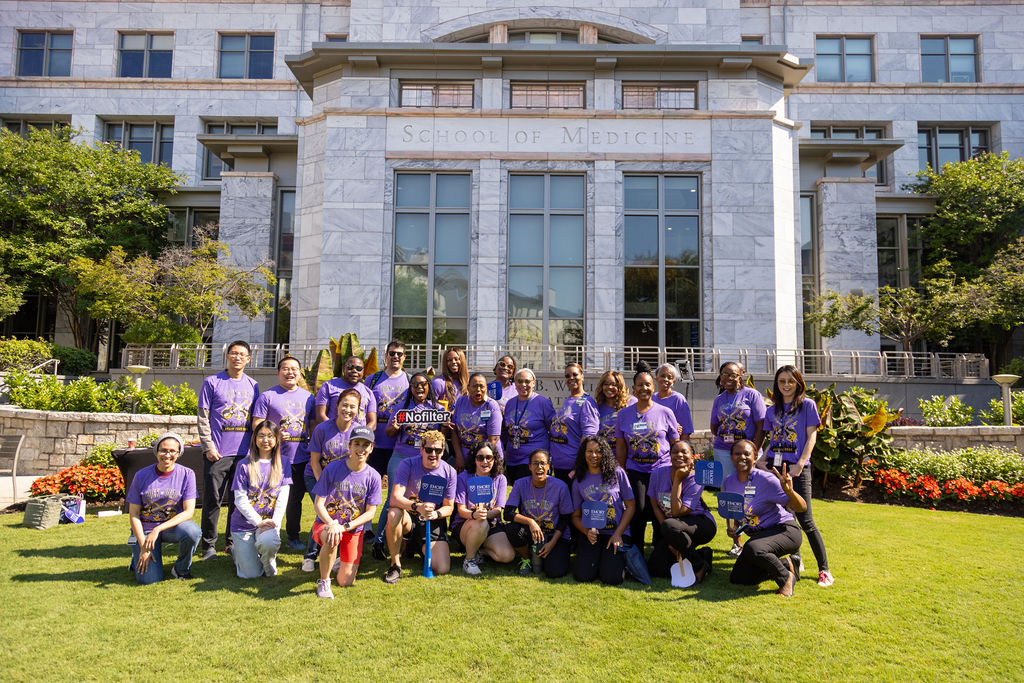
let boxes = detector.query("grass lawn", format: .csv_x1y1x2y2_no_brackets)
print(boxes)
2,499,1023,681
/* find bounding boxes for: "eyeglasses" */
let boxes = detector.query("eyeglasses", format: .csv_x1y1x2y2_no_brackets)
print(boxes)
496,361,514,368
423,447,444,455
157,448,179,455
476,454,494,462
529,461,548,468
227,352,249,359
411,381,428,388
346,365,364,371
387,351,405,357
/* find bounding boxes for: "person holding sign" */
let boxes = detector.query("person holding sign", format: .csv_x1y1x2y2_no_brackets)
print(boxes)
452,373,504,470
595,370,635,444
383,430,458,583
454,443,514,575
646,440,716,582
229,420,291,578
502,368,554,484
502,449,573,578
127,433,201,584
548,363,600,483
489,355,518,409
615,362,679,556
761,366,832,588
653,363,695,440
724,439,806,597
311,426,381,598
571,436,635,585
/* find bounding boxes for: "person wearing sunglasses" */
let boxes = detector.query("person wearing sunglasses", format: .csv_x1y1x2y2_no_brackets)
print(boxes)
453,443,514,576
490,355,519,409
548,362,600,484
312,355,377,432
363,339,410,477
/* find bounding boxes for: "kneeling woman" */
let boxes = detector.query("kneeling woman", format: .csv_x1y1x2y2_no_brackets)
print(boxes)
230,420,292,578
646,440,717,582
571,436,635,586
724,439,806,597
503,449,573,578
454,443,515,575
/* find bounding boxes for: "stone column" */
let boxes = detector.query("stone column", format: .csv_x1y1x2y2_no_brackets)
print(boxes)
590,160,621,357
472,159,504,347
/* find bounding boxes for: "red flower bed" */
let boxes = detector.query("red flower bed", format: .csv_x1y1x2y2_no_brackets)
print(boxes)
868,465,1021,508
30,465,124,502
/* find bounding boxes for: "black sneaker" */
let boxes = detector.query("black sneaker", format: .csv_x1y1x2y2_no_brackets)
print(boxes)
372,542,388,561
170,566,193,580
790,553,803,580
383,564,401,584
199,546,217,561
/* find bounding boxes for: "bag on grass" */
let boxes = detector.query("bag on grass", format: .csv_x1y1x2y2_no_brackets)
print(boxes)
61,495,85,524
23,495,65,530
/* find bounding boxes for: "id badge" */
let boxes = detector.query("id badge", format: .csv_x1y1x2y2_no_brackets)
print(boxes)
632,421,647,431
744,483,757,505
512,434,521,450
481,410,491,419
773,452,783,468
413,437,422,448
723,433,734,444
660,493,671,512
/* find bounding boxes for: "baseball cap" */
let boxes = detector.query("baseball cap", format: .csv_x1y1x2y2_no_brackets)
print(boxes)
350,425,375,444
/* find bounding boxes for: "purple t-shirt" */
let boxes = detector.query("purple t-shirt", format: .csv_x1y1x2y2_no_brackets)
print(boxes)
722,468,794,530
305,420,358,478
653,391,695,436
198,371,259,458
571,467,634,535
311,459,383,525
764,398,822,465
431,376,463,407
614,403,680,473
126,465,197,533
394,457,458,506
315,378,377,424
506,476,574,537
502,393,555,466
252,385,314,466
229,458,293,533
495,382,517,410
648,466,714,522
548,395,600,470
452,471,508,530
453,395,504,460
596,396,637,443
711,387,767,451
391,398,447,459
365,371,409,450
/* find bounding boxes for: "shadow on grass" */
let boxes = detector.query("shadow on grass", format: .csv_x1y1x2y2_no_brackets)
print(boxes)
17,543,128,560
10,565,134,588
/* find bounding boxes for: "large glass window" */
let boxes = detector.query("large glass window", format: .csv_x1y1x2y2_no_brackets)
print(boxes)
800,195,820,354
918,125,989,170
167,208,219,244
921,36,977,83
877,216,924,289
274,190,295,344
399,81,474,108
623,176,700,349
508,174,585,346
815,36,873,82
17,31,72,77
104,121,173,166
621,83,696,110
392,173,471,346
118,33,173,78
510,83,585,108
218,34,274,79
1,119,69,136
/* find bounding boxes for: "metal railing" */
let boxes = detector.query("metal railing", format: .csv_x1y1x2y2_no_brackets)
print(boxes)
120,343,990,379
26,359,61,375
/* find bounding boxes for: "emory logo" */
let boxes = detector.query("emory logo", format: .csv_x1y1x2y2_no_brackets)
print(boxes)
394,409,451,425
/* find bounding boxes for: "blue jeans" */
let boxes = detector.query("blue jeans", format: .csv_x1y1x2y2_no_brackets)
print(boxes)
231,528,281,578
713,447,738,482
372,450,412,545
129,521,201,585
304,473,320,560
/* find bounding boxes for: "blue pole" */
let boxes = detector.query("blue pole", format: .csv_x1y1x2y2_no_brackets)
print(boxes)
423,518,434,578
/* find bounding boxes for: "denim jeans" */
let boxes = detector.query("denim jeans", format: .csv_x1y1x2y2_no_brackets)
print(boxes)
712,447,738,481
231,527,281,578
129,521,201,585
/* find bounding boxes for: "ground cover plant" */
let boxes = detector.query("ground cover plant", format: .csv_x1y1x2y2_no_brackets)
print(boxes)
2,500,1022,680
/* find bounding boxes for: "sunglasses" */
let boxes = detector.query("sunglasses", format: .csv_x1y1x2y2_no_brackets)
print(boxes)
346,365,364,371
387,351,405,357
476,454,495,461
423,447,444,455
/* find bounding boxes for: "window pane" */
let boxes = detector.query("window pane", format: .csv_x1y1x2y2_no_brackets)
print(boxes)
508,267,543,315
876,218,898,248
249,35,274,51
664,216,699,265
510,175,544,208
548,268,583,318
624,319,658,347
845,54,871,82
47,50,71,77
249,51,273,78
624,267,658,318
846,38,872,54
394,213,429,263
937,145,962,167
509,215,544,265
665,268,699,319
664,176,699,210
920,38,946,55
120,51,144,77
393,317,427,345
877,250,898,288
121,34,145,50
549,176,583,209
49,33,73,49
393,265,428,315
665,321,700,347
508,318,543,344
148,51,172,78
220,35,245,50
625,215,658,265
396,174,429,207
433,317,467,346
433,265,468,317
548,319,583,346
550,215,583,266
151,34,174,50
434,214,469,263
20,32,46,48
18,51,44,76
948,38,975,54
230,124,258,135
529,33,557,44
219,52,245,78
816,55,841,82
949,55,975,82
624,176,658,210
921,55,946,82
435,174,470,207
816,38,841,55
971,130,988,154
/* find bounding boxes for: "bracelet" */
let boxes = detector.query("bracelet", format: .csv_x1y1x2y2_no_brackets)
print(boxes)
411,501,419,513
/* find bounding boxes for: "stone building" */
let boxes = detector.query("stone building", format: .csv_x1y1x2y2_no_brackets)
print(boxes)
2,0,1021,362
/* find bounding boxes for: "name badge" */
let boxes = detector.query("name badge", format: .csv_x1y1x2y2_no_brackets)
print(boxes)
481,410,491,419
632,422,647,431
722,433,734,444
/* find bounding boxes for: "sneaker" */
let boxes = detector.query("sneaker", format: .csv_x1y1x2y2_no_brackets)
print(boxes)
286,538,305,551
332,558,341,573
264,557,278,577
316,578,334,599
727,543,743,558
301,558,316,573
383,564,401,584
463,557,482,576
199,546,217,561
372,542,388,562
518,557,533,576
472,552,487,566
817,570,835,587
170,566,193,580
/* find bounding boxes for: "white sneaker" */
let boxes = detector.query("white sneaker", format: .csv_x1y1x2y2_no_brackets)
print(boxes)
264,557,278,577
301,558,315,573
727,543,743,558
463,558,482,576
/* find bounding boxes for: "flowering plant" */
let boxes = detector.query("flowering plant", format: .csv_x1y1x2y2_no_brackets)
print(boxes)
30,465,124,502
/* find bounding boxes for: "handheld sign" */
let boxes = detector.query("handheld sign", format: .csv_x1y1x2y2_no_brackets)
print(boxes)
487,380,502,401
418,475,447,579
695,460,723,488
395,408,451,425
467,476,493,506
716,491,746,520
581,500,609,529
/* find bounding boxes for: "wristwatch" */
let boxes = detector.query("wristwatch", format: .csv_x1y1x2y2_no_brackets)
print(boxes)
411,501,419,513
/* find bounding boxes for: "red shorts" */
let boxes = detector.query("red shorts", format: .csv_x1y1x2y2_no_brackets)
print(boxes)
312,521,365,565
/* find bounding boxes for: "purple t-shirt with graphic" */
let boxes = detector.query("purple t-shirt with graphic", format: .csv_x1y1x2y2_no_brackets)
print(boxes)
722,468,794,530
452,471,508,530
229,459,293,533
711,387,767,452
252,385,314,466
431,376,463,407
198,371,259,458
311,460,383,526
763,398,822,465
648,466,714,522
596,396,637,443
495,382,517,410
305,420,358,478
653,391,695,436
315,378,377,424
126,465,197,533
614,403,680,473
453,395,504,460
392,398,447,459
507,476,574,538
394,457,458,506
365,371,409,450
548,395,600,470
571,467,634,535
502,393,554,466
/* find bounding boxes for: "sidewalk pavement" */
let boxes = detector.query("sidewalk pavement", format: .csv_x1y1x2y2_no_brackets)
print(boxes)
0,475,37,509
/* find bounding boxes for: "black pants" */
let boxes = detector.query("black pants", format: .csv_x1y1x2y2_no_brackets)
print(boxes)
647,514,717,578
573,534,626,585
625,469,659,555
729,521,802,588
505,522,570,579
285,461,308,542
201,454,239,550
369,447,392,478
553,468,573,487
793,464,829,572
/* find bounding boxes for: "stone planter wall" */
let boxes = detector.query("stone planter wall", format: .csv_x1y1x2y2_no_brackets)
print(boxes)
889,426,1024,453
0,405,199,475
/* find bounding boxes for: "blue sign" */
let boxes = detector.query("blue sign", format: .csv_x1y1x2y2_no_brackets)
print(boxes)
581,500,609,529
467,476,493,506
695,460,723,488
717,491,746,520
419,475,447,506
487,380,502,401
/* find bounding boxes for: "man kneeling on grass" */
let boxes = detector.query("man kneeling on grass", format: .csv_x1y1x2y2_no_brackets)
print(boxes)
383,430,457,583
311,426,382,599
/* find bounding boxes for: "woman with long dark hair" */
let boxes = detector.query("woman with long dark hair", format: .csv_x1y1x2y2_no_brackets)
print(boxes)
453,442,514,575
548,362,600,483
594,370,635,444
230,420,291,578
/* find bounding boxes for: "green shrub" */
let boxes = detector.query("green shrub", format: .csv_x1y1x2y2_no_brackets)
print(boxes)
979,390,1024,426
919,395,975,426
80,442,116,467
51,345,97,376
996,357,1024,388
0,337,54,372
878,446,1024,485
4,370,197,415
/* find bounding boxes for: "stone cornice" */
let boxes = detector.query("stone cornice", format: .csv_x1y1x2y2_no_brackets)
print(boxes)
0,77,298,90
795,82,1024,96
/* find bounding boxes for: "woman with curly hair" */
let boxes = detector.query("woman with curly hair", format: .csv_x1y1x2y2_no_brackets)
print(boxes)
453,442,514,575
594,370,636,444
570,436,635,585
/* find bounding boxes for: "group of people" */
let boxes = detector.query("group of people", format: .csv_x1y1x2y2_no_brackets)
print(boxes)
125,339,834,599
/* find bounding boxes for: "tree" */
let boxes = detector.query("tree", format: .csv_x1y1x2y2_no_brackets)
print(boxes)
0,272,26,320
0,127,180,347
977,237,1024,332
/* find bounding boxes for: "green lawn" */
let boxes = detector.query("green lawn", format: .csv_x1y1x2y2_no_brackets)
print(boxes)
2,500,1022,681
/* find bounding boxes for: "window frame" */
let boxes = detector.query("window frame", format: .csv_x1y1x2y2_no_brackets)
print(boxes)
920,35,978,83
16,30,73,77
510,82,586,109
917,125,990,171
800,194,821,357
809,125,888,185
104,120,174,167
1,118,69,136
117,32,173,78
876,215,925,290
217,33,275,79
620,82,697,110
398,80,475,108
202,120,279,180
814,35,874,83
